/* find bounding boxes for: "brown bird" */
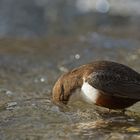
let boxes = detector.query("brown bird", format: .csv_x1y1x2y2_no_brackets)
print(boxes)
52,60,140,110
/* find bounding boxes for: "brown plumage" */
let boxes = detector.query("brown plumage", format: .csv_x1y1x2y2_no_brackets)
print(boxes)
52,60,140,109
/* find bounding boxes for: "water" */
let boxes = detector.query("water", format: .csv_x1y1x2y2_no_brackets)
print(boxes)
0,35,139,140
0,0,140,139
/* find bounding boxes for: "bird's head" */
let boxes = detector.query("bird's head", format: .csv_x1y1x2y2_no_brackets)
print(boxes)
52,69,84,106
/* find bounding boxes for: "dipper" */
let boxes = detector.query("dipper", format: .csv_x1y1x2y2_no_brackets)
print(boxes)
52,61,140,109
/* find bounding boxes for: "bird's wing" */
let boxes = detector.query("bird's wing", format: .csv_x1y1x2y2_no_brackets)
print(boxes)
86,71,140,99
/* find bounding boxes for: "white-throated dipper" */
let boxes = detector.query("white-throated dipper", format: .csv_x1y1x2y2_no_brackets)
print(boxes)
52,60,140,109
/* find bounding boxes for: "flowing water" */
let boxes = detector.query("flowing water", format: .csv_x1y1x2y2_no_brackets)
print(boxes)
0,0,140,139
0,34,140,140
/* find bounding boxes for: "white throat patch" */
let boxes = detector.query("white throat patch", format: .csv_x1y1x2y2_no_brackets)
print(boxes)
81,81,99,103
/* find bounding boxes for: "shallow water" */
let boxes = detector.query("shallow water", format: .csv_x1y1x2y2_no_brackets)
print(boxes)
0,34,140,140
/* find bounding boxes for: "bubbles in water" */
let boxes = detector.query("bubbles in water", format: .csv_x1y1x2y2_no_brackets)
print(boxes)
40,78,45,82
34,76,47,83
96,0,110,13
75,54,80,59
76,0,110,13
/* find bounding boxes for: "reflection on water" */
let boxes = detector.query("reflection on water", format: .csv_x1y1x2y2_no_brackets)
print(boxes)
0,34,139,140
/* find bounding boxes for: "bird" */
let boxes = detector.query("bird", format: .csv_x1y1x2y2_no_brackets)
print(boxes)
52,60,140,110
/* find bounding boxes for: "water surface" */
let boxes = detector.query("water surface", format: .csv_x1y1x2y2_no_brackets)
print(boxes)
0,34,140,140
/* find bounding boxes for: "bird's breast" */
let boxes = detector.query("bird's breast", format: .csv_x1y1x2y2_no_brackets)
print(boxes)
81,81,100,104
81,81,138,109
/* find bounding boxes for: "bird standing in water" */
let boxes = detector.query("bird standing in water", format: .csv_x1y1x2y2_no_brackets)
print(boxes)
52,61,140,110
